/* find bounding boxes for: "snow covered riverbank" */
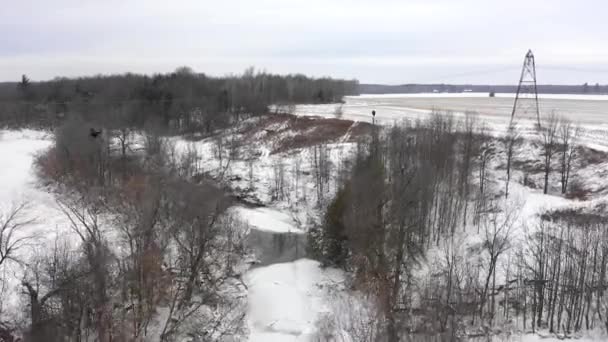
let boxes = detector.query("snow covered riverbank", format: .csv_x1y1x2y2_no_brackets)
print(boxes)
234,206,345,341
0,130,72,313
245,259,343,342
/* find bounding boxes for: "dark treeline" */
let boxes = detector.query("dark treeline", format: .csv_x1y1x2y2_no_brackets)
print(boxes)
360,83,608,95
0,67,359,131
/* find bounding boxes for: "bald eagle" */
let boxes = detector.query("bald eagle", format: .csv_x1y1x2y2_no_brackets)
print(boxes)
90,128,102,138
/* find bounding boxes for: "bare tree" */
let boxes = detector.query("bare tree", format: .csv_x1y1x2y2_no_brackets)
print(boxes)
272,160,286,201
459,112,478,226
143,118,165,157
112,177,167,340
314,293,385,342
292,153,303,203
311,144,332,206
246,144,257,191
475,126,494,227
179,142,202,179
0,202,36,268
57,197,113,342
21,237,86,342
436,234,472,335
108,105,136,160
539,112,560,194
159,184,246,341
503,121,521,198
558,119,580,194
333,104,344,119
478,202,518,326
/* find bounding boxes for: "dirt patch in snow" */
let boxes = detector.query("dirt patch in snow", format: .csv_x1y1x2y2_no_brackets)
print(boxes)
541,204,608,225
577,145,608,168
234,114,373,153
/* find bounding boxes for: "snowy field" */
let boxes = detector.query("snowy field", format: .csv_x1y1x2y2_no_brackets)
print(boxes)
295,93,608,150
0,130,71,314
245,259,344,342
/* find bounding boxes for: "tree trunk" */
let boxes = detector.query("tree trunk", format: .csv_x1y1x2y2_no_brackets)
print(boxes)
543,162,550,194
22,282,45,342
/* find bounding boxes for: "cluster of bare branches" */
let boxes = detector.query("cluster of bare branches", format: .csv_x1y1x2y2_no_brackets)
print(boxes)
538,113,581,195
0,203,36,268
0,203,37,340
310,110,591,340
516,211,608,335
309,113,500,340
7,116,249,342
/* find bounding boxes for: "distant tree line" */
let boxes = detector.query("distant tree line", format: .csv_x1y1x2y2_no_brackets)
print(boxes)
0,67,359,131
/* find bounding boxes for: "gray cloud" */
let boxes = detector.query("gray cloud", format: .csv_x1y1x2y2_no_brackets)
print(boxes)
2,0,607,84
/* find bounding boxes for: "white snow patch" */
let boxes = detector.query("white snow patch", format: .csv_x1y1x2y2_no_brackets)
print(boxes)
295,94,608,149
504,331,607,342
0,129,73,314
357,93,608,101
245,259,344,342
233,206,304,234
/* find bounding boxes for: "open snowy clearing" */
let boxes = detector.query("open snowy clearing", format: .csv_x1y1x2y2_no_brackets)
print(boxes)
294,93,608,150
1,130,52,206
0,130,79,243
360,93,608,101
233,206,305,234
245,258,343,342
0,130,73,312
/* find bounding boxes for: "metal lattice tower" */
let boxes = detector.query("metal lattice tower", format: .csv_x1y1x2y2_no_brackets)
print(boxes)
511,50,541,127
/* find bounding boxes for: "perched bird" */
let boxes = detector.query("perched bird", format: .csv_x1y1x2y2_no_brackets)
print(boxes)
90,128,102,138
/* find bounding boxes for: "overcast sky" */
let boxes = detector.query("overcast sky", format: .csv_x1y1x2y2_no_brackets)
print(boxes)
2,0,607,84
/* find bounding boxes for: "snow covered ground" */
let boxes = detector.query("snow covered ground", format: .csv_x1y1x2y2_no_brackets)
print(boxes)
244,258,344,342
230,203,344,341
1,130,52,208
294,93,608,150
0,130,72,314
232,206,305,234
4,103,608,341
0,130,75,240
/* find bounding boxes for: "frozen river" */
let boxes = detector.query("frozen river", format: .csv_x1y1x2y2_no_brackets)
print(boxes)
295,93,608,150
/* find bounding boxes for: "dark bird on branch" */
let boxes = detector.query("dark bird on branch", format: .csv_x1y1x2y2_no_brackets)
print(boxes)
90,128,102,138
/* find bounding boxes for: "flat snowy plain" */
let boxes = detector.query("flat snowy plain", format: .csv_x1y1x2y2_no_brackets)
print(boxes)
296,93,608,150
